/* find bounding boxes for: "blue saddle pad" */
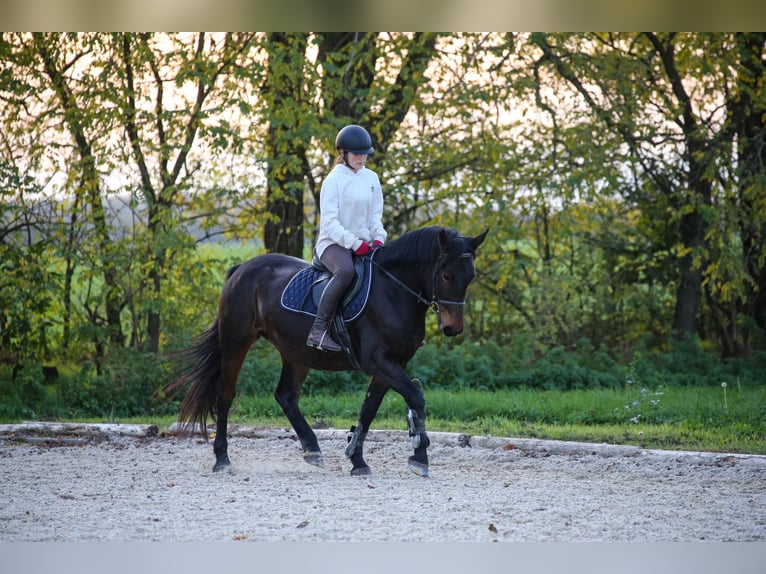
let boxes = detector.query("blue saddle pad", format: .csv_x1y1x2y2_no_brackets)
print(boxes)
280,254,373,323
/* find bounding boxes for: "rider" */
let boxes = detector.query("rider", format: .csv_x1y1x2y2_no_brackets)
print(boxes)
306,124,387,351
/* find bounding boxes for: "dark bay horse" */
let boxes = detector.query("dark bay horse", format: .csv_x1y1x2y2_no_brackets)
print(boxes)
168,226,488,477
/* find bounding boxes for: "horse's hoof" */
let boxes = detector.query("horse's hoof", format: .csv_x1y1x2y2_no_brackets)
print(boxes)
407,457,430,477
350,466,372,477
304,452,325,467
213,461,232,473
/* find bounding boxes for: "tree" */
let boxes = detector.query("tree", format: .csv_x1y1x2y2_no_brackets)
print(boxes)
0,33,264,360
117,32,261,351
260,32,440,255
0,164,60,363
524,33,765,354
724,33,766,356
261,33,311,256
2,32,762,365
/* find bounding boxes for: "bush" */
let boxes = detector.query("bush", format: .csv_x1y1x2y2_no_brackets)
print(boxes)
41,350,175,420
1,335,762,422
408,339,624,392
234,342,369,397
629,335,766,388
236,343,284,396
0,362,59,419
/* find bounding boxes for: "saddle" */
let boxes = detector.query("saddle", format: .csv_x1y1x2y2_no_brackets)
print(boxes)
280,251,374,323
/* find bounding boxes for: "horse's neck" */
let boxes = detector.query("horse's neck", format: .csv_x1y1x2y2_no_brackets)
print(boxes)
385,259,434,299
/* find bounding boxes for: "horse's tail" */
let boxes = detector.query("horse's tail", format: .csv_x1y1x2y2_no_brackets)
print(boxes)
166,320,222,440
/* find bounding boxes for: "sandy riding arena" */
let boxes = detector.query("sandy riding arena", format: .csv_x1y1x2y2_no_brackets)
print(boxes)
1,423,764,543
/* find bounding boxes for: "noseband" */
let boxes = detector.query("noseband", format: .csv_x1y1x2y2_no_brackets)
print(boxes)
373,251,473,315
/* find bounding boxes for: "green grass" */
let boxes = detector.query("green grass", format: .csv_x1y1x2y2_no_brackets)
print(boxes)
116,385,765,455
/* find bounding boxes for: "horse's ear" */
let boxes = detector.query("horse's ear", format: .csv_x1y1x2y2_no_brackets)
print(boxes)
438,228,452,253
470,229,489,252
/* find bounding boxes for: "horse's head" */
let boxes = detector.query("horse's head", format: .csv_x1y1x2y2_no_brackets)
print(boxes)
433,228,489,336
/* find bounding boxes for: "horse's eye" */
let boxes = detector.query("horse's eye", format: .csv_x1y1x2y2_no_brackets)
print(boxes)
442,272,451,282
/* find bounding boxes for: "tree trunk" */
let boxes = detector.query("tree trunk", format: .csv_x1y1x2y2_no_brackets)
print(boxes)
145,204,164,353
261,33,439,255
263,33,309,257
35,35,125,349
646,33,712,339
733,33,766,355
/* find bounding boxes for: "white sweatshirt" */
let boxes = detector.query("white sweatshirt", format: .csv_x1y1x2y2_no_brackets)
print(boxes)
315,164,387,258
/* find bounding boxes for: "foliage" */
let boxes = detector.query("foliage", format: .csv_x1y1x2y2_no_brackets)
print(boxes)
0,165,61,362
0,350,177,420
0,363,51,419
1,32,266,363
1,33,765,385
130,382,766,454
2,337,762,422
221,373,766,454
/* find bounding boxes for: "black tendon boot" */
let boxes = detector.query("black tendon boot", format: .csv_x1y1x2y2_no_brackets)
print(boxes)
306,277,344,352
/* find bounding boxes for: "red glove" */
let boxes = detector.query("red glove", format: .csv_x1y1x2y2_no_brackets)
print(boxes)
372,240,384,249
355,241,371,255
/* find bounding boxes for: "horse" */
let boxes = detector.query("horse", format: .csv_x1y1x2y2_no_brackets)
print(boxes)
167,226,488,477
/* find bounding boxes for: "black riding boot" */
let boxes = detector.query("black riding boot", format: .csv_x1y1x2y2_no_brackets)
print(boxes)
306,277,345,352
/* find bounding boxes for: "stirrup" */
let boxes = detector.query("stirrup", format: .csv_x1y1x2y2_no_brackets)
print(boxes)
308,329,342,352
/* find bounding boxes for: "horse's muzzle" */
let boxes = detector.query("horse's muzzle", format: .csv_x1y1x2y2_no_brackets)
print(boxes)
438,309,464,337
442,325,463,337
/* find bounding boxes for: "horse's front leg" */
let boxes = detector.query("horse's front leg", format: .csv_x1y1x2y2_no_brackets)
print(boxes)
367,361,430,477
345,377,389,476
406,407,430,477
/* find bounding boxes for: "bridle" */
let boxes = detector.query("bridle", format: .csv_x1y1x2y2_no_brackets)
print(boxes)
372,250,473,315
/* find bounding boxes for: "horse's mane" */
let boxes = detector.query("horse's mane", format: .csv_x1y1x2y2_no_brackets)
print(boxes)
377,226,460,264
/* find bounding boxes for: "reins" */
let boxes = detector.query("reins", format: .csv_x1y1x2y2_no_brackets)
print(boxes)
371,251,472,314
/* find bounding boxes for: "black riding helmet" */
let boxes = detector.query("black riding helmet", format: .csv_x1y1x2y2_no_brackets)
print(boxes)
335,125,374,155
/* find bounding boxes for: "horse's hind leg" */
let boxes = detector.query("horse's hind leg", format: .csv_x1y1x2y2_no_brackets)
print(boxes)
213,346,249,472
273,359,323,467
345,377,388,476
